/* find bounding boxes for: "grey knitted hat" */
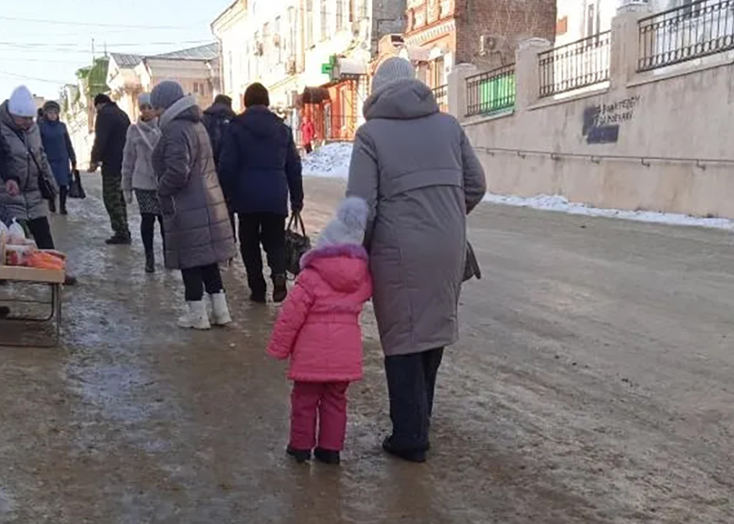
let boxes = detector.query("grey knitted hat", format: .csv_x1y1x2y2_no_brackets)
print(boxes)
316,197,369,249
138,93,152,107
150,81,184,110
372,57,416,93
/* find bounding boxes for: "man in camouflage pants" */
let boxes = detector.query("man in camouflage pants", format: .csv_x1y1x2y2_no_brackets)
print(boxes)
89,94,132,245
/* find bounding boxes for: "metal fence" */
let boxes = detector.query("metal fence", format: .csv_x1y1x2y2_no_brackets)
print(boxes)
539,31,611,98
638,0,734,72
432,84,449,112
465,64,516,117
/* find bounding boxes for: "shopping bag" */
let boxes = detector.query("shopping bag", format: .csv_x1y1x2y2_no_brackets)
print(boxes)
285,212,311,276
463,241,482,282
68,169,86,199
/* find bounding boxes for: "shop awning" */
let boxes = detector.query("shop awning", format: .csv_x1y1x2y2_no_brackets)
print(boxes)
300,87,331,105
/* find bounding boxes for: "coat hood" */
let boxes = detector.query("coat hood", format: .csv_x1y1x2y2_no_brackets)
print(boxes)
0,101,26,132
233,106,283,138
363,79,439,121
301,244,370,293
204,103,236,120
160,95,200,129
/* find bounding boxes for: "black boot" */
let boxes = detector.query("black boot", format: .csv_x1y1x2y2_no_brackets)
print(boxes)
287,446,311,464
48,198,56,213
314,448,341,465
272,274,288,303
106,234,132,245
145,250,155,273
382,437,427,463
60,186,68,215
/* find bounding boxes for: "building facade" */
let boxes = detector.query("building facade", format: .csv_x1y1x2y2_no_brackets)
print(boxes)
106,44,220,122
212,0,407,143
400,0,557,92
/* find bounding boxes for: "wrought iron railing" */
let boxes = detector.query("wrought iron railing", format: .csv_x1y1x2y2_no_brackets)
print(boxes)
539,31,611,98
638,0,734,72
431,84,449,112
466,64,516,117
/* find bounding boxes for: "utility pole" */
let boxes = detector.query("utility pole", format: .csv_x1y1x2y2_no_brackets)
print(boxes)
92,38,96,60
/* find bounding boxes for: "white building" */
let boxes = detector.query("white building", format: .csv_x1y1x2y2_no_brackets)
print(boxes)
555,0,675,45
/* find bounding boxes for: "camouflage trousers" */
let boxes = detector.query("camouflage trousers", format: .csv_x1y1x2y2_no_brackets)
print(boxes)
101,167,130,239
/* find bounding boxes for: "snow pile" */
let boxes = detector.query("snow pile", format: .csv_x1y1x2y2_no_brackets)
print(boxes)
484,193,734,230
303,142,353,178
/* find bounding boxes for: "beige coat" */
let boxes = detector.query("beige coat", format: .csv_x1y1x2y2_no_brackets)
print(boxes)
347,79,486,356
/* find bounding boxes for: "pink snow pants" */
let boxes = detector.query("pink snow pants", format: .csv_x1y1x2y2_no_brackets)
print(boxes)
290,381,350,451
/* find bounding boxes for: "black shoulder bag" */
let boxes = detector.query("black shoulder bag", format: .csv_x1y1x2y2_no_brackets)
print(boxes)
26,145,57,201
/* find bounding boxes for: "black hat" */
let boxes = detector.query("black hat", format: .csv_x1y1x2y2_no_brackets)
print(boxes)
244,83,270,108
43,100,61,113
94,93,112,106
214,94,233,108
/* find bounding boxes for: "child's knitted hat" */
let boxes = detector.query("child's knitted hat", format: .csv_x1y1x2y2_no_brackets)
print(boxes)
316,197,368,249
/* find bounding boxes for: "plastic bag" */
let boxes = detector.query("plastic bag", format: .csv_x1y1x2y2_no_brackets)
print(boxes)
5,245,35,266
8,219,25,245
0,221,8,241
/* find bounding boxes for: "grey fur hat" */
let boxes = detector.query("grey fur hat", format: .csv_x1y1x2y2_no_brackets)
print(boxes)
372,57,416,93
316,197,369,248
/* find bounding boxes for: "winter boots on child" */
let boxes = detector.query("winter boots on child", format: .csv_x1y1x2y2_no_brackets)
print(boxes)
178,292,232,330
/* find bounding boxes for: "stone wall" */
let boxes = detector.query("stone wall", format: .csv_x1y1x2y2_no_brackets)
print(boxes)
449,6,734,219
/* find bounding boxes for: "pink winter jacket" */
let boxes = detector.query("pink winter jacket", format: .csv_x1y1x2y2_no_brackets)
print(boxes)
267,244,373,382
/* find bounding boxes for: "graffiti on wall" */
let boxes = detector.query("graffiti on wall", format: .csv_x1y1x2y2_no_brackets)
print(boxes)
582,95,641,144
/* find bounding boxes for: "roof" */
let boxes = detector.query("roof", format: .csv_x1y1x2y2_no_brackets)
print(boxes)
110,53,143,68
149,43,219,61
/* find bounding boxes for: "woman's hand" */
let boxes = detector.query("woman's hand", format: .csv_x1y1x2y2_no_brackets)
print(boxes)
4,180,19,197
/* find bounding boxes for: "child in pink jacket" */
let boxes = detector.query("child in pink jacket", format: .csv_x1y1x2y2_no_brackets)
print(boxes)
267,197,372,465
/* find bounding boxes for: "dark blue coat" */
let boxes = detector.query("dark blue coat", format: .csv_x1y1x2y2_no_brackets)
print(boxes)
218,107,303,216
39,119,76,187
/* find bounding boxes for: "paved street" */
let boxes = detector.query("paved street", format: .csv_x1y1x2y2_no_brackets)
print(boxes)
1,174,733,524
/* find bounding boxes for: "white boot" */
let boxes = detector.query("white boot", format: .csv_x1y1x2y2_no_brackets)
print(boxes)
178,301,211,330
209,292,232,326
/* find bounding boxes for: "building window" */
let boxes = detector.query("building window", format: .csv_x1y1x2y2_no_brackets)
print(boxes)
288,7,297,59
337,0,345,31
556,16,568,36
306,0,314,47
227,51,233,93
432,56,445,88
321,0,329,41
584,1,600,37
275,16,282,64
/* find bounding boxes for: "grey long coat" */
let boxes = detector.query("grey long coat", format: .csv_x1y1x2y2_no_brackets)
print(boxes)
347,79,486,357
152,96,235,270
0,101,58,221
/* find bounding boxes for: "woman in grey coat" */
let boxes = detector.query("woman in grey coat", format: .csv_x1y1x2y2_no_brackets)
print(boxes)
151,81,236,330
347,58,487,462
122,93,163,273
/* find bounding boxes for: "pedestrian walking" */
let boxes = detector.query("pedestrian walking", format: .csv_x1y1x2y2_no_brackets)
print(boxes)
267,197,372,465
89,93,132,245
347,57,487,463
0,85,77,286
202,94,237,239
150,81,235,330
218,83,304,304
122,93,163,273
39,100,77,215
300,114,315,155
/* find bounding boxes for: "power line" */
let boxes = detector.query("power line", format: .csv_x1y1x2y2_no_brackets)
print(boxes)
0,40,213,50
0,15,203,30
0,69,69,85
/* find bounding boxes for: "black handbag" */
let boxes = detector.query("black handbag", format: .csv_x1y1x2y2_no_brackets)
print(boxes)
68,169,86,199
285,212,311,276
463,241,482,282
26,147,57,200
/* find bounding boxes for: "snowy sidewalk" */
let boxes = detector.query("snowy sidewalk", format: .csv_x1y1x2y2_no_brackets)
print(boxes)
303,143,734,231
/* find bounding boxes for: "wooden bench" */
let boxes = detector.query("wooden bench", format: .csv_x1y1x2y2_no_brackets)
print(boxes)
0,266,64,348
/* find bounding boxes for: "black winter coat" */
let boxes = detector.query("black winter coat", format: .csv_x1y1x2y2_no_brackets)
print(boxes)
218,106,304,216
202,103,235,168
91,102,131,171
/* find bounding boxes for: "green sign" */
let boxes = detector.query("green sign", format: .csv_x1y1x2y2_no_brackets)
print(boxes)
321,63,333,74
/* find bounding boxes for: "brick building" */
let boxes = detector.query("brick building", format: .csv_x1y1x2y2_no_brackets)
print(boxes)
400,0,556,91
